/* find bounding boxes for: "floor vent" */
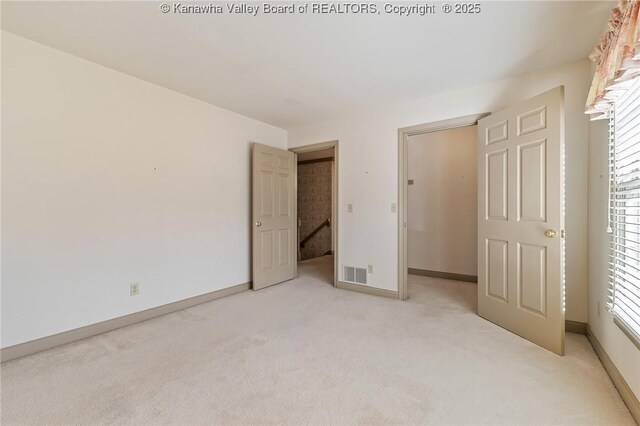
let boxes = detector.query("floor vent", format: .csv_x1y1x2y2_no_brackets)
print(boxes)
344,266,367,285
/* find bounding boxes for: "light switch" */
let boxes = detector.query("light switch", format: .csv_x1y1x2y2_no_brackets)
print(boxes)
391,203,397,213
348,203,353,213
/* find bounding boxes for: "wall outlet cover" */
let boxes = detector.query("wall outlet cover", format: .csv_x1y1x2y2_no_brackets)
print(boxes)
130,283,140,296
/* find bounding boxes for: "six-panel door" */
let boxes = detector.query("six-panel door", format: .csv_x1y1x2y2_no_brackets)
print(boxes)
252,143,296,290
478,87,565,355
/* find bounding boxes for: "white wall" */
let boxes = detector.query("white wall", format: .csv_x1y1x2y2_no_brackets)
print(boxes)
1,32,287,347
407,126,477,276
288,59,591,323
588,118,640,399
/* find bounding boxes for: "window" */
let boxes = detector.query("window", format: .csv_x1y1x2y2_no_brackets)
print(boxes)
609,77,640,347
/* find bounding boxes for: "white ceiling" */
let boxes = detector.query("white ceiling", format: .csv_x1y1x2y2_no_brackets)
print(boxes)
2,1,612,129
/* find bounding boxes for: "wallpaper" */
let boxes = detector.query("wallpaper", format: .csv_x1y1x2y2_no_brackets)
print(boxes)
297,160,332,260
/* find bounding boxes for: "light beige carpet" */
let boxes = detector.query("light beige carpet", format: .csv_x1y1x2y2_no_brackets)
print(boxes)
0,255,635,425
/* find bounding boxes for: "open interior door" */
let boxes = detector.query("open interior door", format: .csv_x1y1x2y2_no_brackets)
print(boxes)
477,86,565,355
252,143,296,290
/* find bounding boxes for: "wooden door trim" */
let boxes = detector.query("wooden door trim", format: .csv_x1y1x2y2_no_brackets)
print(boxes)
290,140,339,287
397,113,490,300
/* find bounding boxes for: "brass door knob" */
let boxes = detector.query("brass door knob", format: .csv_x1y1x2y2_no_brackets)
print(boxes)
255,221,262,227
544,229,557,238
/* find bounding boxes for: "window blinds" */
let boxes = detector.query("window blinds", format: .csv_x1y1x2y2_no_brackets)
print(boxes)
609,76,640,347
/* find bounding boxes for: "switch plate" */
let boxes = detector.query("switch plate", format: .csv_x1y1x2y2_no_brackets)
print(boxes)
368,264,373,274
130,283,140,296
348,203,353,213
391,203,397,213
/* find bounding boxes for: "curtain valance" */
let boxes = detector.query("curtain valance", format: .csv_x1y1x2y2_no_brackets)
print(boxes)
585,0,640,120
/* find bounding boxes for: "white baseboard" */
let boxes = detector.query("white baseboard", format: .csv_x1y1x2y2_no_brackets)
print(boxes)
1,282,250,363
408,268,478,283
337,281,399,299
586,325,640,424
565,320,587,334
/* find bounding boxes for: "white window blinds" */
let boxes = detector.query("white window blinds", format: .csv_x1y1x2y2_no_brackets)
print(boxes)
609,76,640,347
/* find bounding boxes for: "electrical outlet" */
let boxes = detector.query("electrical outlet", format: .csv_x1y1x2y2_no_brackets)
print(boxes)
368,264,373,274
130,283,140,296
348,203,353,213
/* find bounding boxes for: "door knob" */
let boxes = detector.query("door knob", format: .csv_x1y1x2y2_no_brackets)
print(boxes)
255,221,262,227
544,229,557,238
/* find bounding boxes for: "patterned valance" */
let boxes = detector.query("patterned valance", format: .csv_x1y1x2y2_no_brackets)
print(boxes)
585,0,640,120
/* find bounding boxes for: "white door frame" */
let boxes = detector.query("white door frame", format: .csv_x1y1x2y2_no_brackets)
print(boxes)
290,140,339,287
397,114,489,300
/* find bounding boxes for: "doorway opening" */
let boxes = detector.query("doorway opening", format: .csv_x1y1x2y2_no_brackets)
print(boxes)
398,114,488,300
290,141,339,287
397,89,565,355
407,125,479,306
